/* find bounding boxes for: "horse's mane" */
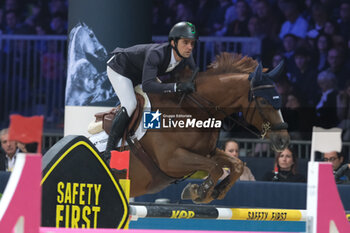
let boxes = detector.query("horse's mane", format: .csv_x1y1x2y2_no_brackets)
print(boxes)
205,52,258,75
68,24,81,43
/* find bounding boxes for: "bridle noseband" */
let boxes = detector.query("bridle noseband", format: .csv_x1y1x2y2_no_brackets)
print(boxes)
248,84,288,138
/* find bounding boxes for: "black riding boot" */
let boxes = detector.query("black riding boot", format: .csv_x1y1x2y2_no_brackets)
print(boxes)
103,107,129,166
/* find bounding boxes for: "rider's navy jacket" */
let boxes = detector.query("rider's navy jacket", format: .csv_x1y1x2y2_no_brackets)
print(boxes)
107,42,196,93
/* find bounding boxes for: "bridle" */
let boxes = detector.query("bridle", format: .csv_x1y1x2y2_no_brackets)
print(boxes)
181,83,288,139
247,84,288,138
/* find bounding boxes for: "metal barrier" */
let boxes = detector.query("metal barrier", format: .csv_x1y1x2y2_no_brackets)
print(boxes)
0,34,67,129
40,132,350,160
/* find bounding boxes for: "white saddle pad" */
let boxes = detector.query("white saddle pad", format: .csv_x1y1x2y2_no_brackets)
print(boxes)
88,85,150,152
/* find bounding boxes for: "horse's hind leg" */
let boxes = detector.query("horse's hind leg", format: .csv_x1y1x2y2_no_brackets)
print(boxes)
168,148,223,204
210,148,243,200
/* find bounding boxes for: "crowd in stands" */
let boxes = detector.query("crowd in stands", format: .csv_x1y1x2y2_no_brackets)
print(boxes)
154,0,350,141
0,0,68,35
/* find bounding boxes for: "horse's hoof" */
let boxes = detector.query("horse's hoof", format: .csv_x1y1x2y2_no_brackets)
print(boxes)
181,183,198,200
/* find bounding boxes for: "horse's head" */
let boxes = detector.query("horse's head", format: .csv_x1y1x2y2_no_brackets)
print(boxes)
244,61,289,151
74,23,107,61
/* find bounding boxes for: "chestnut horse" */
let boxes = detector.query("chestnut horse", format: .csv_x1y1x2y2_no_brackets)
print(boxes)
111,53,289,204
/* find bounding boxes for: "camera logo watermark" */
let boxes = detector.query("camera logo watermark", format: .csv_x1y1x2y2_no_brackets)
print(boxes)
143,109,222,130
143,110,161,129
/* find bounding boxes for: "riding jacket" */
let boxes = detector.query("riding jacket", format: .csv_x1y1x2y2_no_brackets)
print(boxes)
107,42,196,93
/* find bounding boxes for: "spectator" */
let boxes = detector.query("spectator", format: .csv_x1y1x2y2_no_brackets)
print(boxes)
275,74,293,107
337,1,350,40
226,0,250,36
193,0,215,35
49,13,67,35
337,80,350,141
289,47,320,107
17,142,38,153
207,0,232,35
315,70,339,128
306,3,329,39
315,33,332,71
323,20,340,36
282,91,315,140
0,128,18,171
279,0,309,39
49,0,67,16
222,139,255,181
175,2,194,22
255,0,281,40
281,33,298,73
24,2,50,31
327,47,350,89
323,151,350,184
3,10,22,34
263,146,306,182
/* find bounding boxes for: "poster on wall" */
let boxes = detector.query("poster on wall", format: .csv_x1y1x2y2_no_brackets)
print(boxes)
64,22,118,137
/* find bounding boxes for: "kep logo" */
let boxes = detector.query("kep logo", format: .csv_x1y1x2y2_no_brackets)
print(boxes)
143,110,161,129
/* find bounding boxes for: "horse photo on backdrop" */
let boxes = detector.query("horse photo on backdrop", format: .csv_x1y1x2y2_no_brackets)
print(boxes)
66,22,115,106
95,53,290,204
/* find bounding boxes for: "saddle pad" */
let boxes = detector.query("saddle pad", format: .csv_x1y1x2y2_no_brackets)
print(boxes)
89,85,150,152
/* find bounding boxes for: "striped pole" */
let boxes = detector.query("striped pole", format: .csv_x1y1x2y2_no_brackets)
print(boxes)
130,203,350,222
130,203,307,221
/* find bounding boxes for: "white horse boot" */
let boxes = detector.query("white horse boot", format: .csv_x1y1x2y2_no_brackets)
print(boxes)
103,107,129,166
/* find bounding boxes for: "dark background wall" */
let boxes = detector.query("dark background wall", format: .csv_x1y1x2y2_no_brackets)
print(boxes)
68,0,152,52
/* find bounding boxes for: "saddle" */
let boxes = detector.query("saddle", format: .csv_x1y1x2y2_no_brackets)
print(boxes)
93,93,145,149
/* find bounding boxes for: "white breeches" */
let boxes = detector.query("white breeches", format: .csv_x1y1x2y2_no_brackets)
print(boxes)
107,66,137,117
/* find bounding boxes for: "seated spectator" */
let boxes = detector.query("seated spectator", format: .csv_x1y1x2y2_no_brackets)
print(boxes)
281,33,298,72
225,0,250,37
4,10,22,34
222,139,255,181
278,0,308,39
289,47,320,107
275,75,293,107
327,47,350,89
315,70,339,128
263,146,306,182
193,0,215,36
323,151,350,184
315,33,332,71
283,91,315,140
306,3,329,39
49,13,67,35
256,0,281,40
337,1,350,40
17,142,38,153
323,20,340,37
0,128,18,171
337,80,350,141
207,0,232,36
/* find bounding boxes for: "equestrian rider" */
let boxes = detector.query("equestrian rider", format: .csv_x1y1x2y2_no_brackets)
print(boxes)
104,21,198,164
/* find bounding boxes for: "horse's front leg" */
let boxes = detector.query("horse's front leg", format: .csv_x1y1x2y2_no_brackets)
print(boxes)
211,148,244,200
167,148,223,204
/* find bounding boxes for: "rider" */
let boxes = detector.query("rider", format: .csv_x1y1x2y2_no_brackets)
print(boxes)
104,21,199,164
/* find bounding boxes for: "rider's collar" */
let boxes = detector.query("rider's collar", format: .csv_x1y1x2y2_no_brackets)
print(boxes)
166,50,181,72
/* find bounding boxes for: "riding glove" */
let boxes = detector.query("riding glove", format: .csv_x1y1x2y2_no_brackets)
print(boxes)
176,82,195,93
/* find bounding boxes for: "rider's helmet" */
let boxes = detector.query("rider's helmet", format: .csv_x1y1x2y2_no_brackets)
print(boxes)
168,21,198,42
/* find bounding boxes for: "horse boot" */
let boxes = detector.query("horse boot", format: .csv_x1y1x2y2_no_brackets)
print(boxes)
103,107,129,170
